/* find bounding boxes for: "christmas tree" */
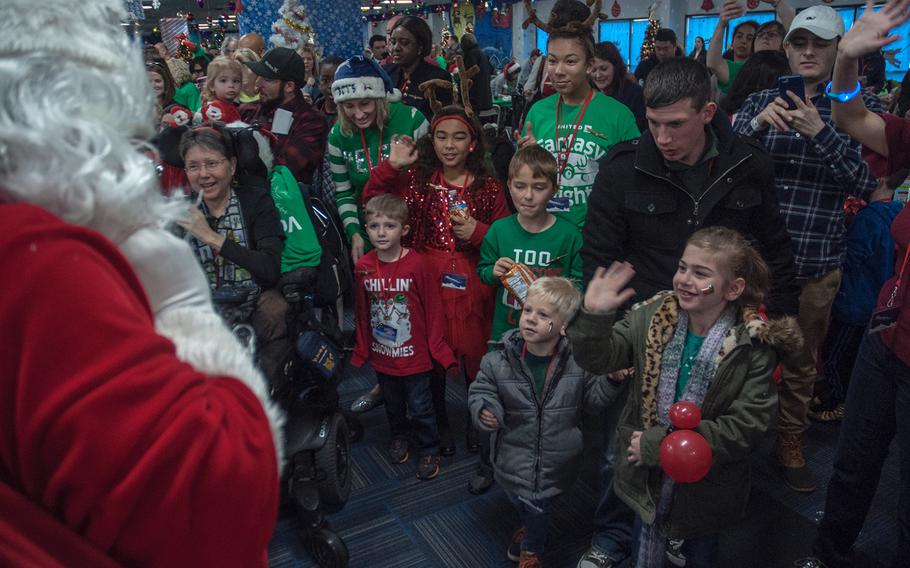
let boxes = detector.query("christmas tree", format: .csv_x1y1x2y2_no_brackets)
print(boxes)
270,0,318,52
639,17,660,61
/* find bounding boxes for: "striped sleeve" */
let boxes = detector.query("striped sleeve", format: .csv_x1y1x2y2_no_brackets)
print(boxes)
412,108,429,139
328,129,360,241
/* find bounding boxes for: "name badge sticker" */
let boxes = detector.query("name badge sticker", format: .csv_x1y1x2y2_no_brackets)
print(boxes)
442,272,468,290
547,196,571,212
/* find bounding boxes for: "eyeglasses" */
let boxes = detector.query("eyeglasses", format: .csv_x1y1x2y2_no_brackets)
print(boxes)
185,158,228,174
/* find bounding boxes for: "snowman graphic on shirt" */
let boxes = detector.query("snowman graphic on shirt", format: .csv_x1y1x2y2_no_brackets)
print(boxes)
369,292,412,348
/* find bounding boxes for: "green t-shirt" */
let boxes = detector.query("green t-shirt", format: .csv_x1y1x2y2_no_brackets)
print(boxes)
717,59,746,94
524,349,552,397
328,101,429,241
270,165,322,272
478,214,583,343
676,331,705,401
523,90,639,228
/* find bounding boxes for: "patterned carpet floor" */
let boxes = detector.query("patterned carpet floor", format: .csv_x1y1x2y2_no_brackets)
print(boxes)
268,355,900,568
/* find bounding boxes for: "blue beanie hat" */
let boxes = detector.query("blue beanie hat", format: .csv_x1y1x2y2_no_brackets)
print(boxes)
332,56,401,103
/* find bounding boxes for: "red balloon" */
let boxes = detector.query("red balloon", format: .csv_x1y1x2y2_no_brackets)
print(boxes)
668,401,702,430
659,430,712,483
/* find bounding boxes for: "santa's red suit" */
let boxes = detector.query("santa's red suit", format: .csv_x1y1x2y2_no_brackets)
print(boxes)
0,203,281,567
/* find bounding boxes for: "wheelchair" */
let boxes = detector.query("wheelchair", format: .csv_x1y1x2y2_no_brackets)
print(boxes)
212,280,356,568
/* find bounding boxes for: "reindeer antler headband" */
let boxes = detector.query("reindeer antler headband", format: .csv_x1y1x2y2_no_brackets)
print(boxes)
522,0,607,34
418,55,479,119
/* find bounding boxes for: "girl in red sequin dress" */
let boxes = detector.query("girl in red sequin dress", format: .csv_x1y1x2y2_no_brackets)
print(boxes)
362,105,510,452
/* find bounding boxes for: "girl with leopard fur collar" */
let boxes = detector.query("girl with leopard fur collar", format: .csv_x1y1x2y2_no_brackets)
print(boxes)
568,226,802,567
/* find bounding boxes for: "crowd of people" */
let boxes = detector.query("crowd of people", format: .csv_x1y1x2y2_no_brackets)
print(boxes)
3,0,910,567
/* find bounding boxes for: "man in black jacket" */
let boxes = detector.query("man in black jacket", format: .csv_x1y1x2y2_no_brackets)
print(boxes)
575,57,799,568
582,57,799,316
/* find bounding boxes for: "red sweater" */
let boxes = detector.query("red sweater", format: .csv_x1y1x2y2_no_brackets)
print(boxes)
0,204,277,567
352,249,457,375
361,161,510,253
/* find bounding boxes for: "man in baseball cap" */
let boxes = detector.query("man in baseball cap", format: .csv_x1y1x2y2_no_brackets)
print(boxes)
733,4,885,494
784,5,845,43
240,46,326,184
244,46,307,87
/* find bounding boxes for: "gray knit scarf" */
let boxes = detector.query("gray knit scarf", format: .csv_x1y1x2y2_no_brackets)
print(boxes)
636,306,736,568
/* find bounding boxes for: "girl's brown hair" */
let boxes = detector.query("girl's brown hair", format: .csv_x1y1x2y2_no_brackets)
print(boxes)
686,226,770,308
414,105,489,192
146,60,176,105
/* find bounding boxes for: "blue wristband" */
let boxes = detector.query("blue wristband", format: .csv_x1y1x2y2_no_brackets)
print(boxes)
825,80,862,103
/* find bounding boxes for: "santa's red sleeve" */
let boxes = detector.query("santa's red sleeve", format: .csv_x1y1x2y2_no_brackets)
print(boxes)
0,204,278,567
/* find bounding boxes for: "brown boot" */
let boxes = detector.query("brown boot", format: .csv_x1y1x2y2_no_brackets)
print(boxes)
776,432,816,493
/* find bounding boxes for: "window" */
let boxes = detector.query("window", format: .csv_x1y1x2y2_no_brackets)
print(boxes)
599,20,631,66
536,29,548,55
630,19,650,71
684,11,775,56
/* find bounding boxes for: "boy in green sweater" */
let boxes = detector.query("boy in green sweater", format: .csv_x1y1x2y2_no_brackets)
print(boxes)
479,146,583,344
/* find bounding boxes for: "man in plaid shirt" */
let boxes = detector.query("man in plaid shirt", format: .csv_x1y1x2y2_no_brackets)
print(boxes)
240,47,327,185
733,6,883,494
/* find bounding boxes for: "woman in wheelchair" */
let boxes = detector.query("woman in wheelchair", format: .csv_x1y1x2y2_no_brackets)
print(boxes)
177,126,290,378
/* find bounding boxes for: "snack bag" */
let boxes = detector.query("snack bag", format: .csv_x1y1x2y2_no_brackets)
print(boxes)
500,262,536,306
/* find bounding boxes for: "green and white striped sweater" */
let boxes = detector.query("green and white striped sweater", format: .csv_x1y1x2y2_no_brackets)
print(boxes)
328,102,428,241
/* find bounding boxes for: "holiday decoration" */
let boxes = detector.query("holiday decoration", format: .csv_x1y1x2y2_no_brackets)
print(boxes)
160,17,190,56
639,16,660,61
747,0,759,8
451,0,474,38
701,0,714,11
270,0,318,52
611,0,620,18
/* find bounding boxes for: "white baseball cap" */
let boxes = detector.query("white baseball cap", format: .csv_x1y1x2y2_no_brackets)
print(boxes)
785,5,845,42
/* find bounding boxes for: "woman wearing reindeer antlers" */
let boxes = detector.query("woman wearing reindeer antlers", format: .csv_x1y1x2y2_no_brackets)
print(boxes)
517,0,639,230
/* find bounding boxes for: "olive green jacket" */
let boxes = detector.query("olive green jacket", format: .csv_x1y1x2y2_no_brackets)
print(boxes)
567,292,801,538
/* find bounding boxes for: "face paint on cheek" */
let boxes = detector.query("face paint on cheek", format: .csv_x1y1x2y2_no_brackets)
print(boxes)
701,284,715,295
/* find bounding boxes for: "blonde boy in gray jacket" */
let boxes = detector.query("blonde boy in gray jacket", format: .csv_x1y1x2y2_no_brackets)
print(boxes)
468,277,622,568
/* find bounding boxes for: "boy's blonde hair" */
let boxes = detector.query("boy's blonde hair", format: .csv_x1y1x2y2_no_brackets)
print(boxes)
508,145,558,190
686,227,770,308
202,56,243,102
364,193,409,225
526,277,582,322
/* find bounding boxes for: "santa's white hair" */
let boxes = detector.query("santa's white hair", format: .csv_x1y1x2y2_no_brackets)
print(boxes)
0,0,174,242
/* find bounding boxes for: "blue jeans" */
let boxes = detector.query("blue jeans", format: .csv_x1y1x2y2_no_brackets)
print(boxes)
590,395,635,562
814,331,910,568
506,491,550,554
376,371,439,456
